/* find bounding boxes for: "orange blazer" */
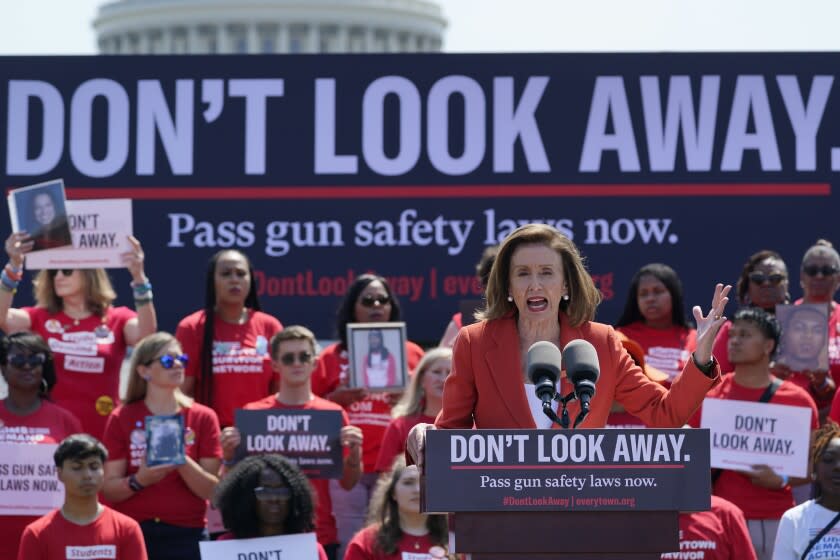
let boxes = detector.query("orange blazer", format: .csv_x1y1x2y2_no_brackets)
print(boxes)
436,314,720,430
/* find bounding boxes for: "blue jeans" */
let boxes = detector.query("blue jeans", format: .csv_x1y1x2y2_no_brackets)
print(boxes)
139,519,205,560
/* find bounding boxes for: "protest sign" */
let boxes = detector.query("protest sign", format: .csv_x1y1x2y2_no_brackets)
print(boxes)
234,409,343,478
0,443,63,515
701,398,812,477
25,198,133,269
199,532,320,560
7,179,72,253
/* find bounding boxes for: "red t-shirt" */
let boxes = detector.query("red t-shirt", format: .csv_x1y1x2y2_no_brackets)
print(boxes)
176,309,283,428
243,394,349,547
781,301,840,406
344,525,446,560
661,496,757,560
24,306,136,439
374,414,435,472
17,506,147,560
101,400,221,527
311,341,425,472
216,531,328,559
617,322,697,383
0,399,82,560
688,374,819,520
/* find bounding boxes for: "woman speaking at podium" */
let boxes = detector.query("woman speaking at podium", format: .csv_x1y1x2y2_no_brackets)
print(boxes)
408,223,730,466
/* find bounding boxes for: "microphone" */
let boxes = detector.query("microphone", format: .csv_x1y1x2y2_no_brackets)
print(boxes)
562,339,600,428
526,341,562,412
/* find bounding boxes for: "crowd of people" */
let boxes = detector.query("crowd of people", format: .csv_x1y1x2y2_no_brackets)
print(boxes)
2,225,840,560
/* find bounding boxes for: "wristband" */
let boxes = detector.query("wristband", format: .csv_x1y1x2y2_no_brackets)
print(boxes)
128,473,145,492
131,281,152,296
6,262,21,274
4,264,22,282
779,474,789,488
1,270,20,291
221,458,237,467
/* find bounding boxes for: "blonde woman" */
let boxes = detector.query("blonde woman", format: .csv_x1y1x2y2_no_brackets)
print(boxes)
0,232,156,438
374,348,452,473
101,332,221,560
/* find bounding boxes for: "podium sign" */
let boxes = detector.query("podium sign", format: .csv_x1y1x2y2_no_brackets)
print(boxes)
423,428,710,513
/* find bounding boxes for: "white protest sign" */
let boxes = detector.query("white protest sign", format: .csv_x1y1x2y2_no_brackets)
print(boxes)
199,532,320,560
0,443,64,515
701,398,812,477
25,199,133,270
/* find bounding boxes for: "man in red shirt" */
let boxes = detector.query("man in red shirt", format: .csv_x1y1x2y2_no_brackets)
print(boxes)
221,325,363,560
18,433,147,560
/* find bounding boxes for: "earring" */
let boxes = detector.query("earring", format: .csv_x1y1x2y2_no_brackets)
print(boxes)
507,295,513,302
40,378,49,395
562,294,570,301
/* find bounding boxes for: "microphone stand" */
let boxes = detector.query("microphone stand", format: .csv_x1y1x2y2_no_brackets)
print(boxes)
541,390,589,429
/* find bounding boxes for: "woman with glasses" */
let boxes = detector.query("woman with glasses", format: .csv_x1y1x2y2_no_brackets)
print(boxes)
213,454,328,559
0,332,82,560
176,249,282,428
615,263,697,385
101,332,221,560
374,347,452,473
0,232,156,439
311,274,424,558
712,250,791,375
344,457,452,560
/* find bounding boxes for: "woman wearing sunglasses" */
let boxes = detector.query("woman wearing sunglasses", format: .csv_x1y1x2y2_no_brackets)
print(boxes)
101,332,221,560
0,232,157,439
311,274,424,558
213,454,328,559
0,332,83,560
712,250,791,375
176,249,282,429
615,263,697,385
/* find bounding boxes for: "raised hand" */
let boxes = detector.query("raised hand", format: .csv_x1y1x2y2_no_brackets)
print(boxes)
692,283,732,365
4,232,34,268
120,235,147,283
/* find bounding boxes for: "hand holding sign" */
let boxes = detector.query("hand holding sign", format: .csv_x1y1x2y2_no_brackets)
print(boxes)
341,425,363,465
135,456,177,487
4,232,34,268
746,464,786,490
120,235,147,284
220,426,241,463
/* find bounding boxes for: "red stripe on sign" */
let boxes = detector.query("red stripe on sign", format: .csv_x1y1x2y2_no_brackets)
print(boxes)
63,183,831,200
450,464,686,470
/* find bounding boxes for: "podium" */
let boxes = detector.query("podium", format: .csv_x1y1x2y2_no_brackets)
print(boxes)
422,429,710,559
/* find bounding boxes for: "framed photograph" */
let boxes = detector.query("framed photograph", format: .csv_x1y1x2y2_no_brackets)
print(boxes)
346,322,408,390
775,303,829,371
7,179,73,253
145,414,186,466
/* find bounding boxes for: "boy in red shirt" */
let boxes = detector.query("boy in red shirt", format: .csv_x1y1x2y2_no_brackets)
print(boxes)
221,325,363,560
18,433,147,560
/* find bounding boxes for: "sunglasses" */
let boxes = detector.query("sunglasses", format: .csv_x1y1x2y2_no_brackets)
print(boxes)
279,351,313,366
359,294,391,308
803,264,840,277
254,486,291,501
146,354,189,369
748,272,786,286
7,353,47,368
47,269,74,278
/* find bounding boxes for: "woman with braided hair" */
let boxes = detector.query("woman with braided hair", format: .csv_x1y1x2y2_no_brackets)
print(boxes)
772,421,840,559
214,454,328,559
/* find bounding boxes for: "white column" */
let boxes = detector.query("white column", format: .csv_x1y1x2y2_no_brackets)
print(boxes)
307,24,320,53
216,24,229,54
166,28,177,53
247,23,259,53
138,31,150,54
276,24,288,53
335,25,349,53
187,26,200,54
365,27,375,52
388,31,400,53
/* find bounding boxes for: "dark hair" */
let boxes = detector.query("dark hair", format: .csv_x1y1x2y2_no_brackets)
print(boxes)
198,250,261,405
616,263,690,328
0,332,57,397
811,420,840,499
368,456,448,555
732,307,781,358
54,434,108,467
367,329,391,365
335,274,401,348
735,250,789,307
476,245,499,289
214,454,315,538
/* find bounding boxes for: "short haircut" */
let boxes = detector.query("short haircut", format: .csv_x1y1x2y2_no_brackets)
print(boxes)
270,325,316,359
54,434,108,467
732,307,781,357
0,332,57,396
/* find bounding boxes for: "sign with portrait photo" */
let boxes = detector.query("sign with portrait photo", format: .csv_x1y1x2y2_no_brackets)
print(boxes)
7,179,72,253
346,322,408,391
145,414,186,466
24,198,133,270
775,303,830,372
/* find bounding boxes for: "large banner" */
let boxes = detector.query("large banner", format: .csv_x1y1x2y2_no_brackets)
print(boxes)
1,53,837,341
